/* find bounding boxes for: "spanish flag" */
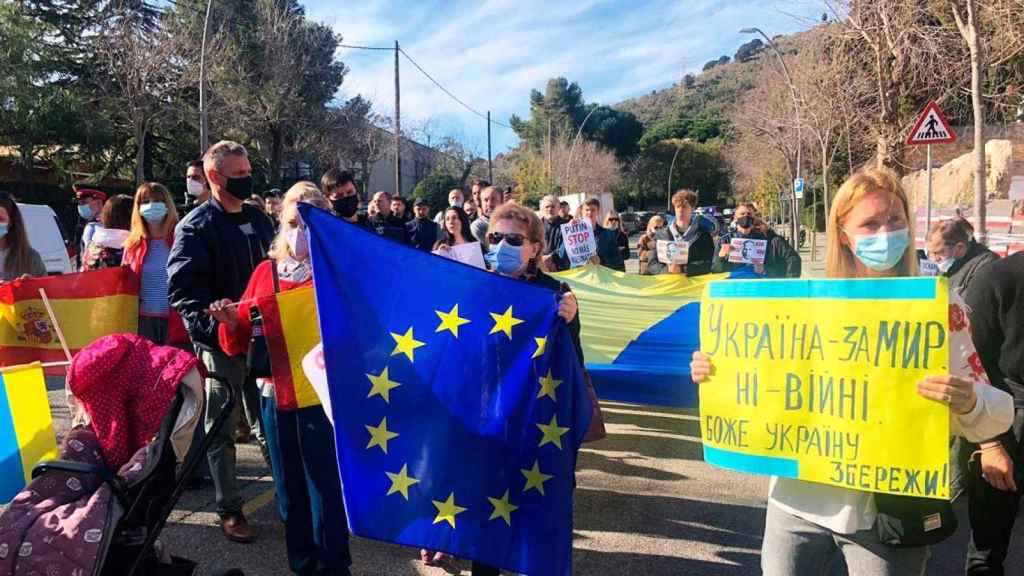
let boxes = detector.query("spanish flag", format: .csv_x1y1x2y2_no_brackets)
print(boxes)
0,267,140,368
0,363,57,502
260,285,322,411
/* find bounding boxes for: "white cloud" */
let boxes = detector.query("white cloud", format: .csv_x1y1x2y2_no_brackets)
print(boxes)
304,0,821,152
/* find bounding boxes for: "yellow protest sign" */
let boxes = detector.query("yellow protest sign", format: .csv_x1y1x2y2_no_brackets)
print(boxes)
699,277,951,499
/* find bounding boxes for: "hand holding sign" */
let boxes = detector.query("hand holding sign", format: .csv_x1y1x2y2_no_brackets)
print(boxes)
656,240,689,265
561,219,598,268
728,238,767,265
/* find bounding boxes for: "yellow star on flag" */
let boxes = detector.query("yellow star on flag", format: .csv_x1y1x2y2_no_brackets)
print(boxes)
366,367,401,403
431,492,467,528
537,414,570,450
390,327,425,362
532,337,547,359
365,417,399,454
487,489,519,526
521,460,553,496
537,370,562,402
435,304,471,337
489,306,523,340
385,464,419,500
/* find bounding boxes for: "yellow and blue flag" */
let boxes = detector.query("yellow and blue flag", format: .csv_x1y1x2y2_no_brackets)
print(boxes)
301,205,592,576
553,265,756,407
0,363,57,503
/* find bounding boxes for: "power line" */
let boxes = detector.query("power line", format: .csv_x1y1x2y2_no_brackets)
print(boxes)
337,43,395,51
399,48,512,130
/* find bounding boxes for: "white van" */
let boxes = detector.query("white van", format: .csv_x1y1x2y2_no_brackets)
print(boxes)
17,203,73,275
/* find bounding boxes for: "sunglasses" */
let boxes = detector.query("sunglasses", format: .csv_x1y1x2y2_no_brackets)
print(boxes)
608,218,620,223
487,232,526,246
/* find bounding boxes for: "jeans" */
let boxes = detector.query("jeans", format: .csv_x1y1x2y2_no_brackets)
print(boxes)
198,347,247,516
964,407,1024,576
761,501,928,576
264,399,351,576
138,315,169,345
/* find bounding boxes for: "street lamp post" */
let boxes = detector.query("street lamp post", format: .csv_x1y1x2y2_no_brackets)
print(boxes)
199,0,214,154
741,27,801,246
667,145,682,211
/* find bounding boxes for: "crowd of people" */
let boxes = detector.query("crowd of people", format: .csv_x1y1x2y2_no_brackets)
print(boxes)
1,136,1022,576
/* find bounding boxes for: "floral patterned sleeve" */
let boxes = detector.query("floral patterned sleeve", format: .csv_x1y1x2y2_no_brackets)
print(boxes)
949,290,1014,442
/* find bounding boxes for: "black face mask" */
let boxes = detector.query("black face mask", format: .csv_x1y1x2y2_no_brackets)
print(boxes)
736,216,755,229
224,175,253,201
332,194,359,218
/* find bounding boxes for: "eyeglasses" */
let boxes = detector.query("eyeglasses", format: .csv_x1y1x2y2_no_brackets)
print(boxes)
487,232,526,246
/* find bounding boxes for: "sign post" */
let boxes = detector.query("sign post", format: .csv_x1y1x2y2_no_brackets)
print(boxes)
906,101,957,235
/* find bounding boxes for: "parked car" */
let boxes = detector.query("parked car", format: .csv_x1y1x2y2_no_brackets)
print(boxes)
18,203,72,275
619,212,640,234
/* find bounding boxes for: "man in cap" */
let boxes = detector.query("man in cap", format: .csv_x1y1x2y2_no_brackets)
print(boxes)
74,187,106,270
406,198,439,252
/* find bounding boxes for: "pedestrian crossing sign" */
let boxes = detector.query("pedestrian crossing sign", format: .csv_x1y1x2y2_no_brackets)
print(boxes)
906,101,957,146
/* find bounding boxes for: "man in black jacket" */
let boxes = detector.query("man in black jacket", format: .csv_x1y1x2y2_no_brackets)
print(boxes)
962,252,1024,575
645,189,715,276
367,190,410,244
406,198,438,251
539,194,569,272
168,140,275,544
925,218,998,295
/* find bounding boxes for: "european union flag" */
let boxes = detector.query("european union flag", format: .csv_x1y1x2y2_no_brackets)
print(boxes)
300,204,592,576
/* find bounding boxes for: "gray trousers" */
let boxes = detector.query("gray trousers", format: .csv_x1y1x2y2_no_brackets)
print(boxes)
198,347,248,516
761,501,929,576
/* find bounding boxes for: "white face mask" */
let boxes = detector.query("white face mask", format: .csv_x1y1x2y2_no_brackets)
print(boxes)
186,179,205,197
287,227,309,260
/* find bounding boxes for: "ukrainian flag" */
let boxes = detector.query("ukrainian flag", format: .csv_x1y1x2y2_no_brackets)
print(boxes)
553,265,756,407
0,363,57,502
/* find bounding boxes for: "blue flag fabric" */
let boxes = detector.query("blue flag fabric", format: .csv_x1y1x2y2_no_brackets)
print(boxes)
301,205,592,576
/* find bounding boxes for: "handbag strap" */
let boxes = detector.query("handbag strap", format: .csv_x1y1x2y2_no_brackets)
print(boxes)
271,260,281,294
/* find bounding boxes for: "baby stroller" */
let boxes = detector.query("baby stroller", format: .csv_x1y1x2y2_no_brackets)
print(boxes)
0,334,242,576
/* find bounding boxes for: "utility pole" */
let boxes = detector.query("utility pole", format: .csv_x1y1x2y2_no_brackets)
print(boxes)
394,40,402,197
487,110,493,183
199,0,214,154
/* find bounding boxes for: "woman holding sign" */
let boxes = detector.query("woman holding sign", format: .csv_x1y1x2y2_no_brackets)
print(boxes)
691,168,1013,576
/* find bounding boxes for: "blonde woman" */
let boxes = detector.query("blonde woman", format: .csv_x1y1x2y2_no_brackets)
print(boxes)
637,214,666,275
691,168,1013,575
123,182,182,345
605,211,630,264
210,182,352,574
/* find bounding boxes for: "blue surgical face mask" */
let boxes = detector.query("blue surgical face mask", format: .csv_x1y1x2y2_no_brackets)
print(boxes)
849,228,910,271
78,204,94,220
0,223,8,239
484,241,524,275
936,257,956,274
140,202,168,223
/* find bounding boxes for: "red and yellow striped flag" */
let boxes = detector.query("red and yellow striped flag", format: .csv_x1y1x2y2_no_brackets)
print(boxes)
260,285,322,411
0,267,139,367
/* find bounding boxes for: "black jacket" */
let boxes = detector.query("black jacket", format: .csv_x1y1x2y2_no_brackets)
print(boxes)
594,225,625,272
964,253,1024,408
369,214,410,244
713,229,800,278
168,197,275,351
406,217,439,252
645,216,716,277
542,217,570,271
947,241,998,296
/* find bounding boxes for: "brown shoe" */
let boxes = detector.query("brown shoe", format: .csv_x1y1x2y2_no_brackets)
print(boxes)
220,513,255,543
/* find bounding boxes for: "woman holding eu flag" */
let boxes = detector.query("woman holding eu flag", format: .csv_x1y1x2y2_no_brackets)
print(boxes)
690,168,1013,576
210,182,352,576
421,202,584,576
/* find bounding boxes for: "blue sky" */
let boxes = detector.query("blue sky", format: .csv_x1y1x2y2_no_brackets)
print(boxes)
305,0,823,154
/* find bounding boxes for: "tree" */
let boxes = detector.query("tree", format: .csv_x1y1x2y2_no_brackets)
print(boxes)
952,0,988,242
413,170,460,215
579,105,643,160
735,39,764,62
509,77,586,152
95,2,189,183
